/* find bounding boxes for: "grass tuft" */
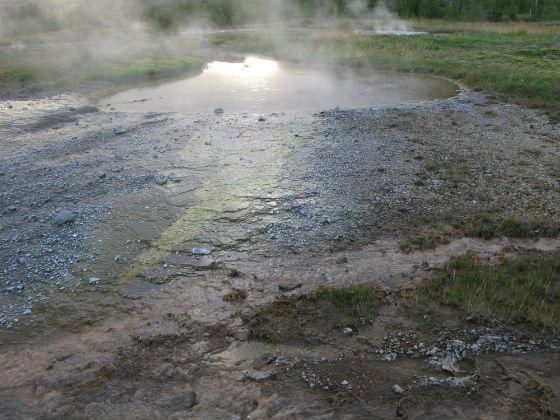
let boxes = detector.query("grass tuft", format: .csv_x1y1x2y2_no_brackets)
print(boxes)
432,252,560,331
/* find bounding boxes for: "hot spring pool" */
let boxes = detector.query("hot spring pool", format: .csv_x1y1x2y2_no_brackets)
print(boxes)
101,57,459,114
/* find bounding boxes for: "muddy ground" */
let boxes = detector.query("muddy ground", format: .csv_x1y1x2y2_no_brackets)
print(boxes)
1,68,560,419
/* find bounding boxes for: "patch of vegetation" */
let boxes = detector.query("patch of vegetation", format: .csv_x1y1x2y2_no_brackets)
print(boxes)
76,56,203,84
461,214,560,239
249,285,381,344
399,233,449,253
431,252,560,331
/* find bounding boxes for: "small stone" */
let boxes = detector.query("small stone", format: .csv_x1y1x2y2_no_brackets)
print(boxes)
393,384,405,394
158,391,197,410
23,309,32,315
278,280,302,291
341,380,349,386
113,127,127,135
192,248,211,256
7,205,17,213
155,175,168,186
246,368,274,381
89,277,100,285
214,108,224,114
258,115,266,122
342,327,354,335
55,210,75,225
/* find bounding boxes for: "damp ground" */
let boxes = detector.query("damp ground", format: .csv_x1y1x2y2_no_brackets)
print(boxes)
1,47,560,418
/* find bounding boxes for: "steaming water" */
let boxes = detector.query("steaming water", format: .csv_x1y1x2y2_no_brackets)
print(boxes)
102,57,458,114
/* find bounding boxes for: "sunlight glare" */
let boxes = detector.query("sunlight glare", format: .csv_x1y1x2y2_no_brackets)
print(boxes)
206,57,279,81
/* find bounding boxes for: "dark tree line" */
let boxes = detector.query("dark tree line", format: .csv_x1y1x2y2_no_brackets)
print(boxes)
143,0,560,28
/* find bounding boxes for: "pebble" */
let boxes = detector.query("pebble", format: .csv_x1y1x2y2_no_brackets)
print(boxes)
214,108,224,114
113,127,127,135
278,280,302,291
246,368,274,381
89,277,100,285
393,384,405,394
54,210,75,225
192,248,211,256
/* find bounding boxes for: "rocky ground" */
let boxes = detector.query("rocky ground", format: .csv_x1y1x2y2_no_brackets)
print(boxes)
1,75,560,418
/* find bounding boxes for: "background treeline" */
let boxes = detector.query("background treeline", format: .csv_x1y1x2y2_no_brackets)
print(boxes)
2,0,559,37
143,0,560,29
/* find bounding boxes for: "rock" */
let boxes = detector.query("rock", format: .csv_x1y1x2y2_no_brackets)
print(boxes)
278,280,302,291
155,175,168,186
246,368,274,381
158,391,197,410
89,277,100,285
342,327,354,335
383,352,398,362
214,108,225,114
393,384,405,394
258,115,266,122
23,309,32,315
341,380,349,386
192,248,211,256
113,127,127,135
55,210,75,225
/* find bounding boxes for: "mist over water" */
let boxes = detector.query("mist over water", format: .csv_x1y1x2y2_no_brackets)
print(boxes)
103,57,459,113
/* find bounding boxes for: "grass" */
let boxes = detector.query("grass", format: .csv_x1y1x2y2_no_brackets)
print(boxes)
461,214,560,239
432,252,560,331
314,285,381,318
0,54,203,93
249,285,381,344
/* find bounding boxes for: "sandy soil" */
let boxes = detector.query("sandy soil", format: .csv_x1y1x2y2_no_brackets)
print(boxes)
1,76,560,418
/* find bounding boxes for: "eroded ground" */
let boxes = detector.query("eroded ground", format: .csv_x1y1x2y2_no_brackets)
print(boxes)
1,80,560,418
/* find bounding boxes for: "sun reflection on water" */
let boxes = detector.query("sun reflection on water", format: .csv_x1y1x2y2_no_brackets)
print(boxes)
206,57,279,81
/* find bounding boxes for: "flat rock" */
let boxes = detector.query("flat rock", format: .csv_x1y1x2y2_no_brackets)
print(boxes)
158,390,197,410
246,368,274,381
192,248,211,256
278,280,302,291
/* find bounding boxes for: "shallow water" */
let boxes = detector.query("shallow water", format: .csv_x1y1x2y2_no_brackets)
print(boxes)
102,57,458,114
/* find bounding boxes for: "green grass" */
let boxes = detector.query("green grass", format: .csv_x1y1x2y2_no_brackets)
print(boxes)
314,285,381,318
74,55,203,85
433,252,560,331
462,214,560,239
0,48,203,93
249,285,381,344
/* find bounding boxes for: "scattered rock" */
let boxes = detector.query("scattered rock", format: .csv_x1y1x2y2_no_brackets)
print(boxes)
158,391,197,411
89,277,100,285
246,368,274,381
54,210,75,225
393,384,405,394
342,327,354,335
192,248,211,256
278,280,302,291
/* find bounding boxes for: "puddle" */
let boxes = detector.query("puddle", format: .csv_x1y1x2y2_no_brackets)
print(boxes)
101,57,459,114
